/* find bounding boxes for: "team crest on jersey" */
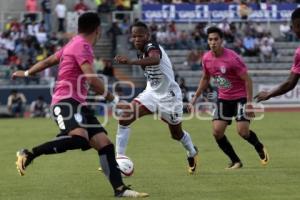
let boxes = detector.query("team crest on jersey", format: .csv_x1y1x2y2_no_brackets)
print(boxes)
220,66,226,74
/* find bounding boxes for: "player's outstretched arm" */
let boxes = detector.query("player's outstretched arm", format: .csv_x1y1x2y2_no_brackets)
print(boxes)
255,72,300,102
115,51,160,69
80,62,115,102
12,54,59,79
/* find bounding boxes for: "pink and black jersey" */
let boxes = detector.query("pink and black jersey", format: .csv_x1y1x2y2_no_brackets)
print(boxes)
202,48,247,100
52,35,94,105
291,47,300,74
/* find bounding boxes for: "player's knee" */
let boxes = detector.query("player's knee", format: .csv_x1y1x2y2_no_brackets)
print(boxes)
72,135,91,151
171,130,183,140
119,119,132,127
213,129,224,139
238,131,249,139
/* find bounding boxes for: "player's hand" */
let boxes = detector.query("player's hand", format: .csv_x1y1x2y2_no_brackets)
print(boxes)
187,98,196,113
245,103,255,119
114,55,131,65
11,70,26,80
254,91,270,102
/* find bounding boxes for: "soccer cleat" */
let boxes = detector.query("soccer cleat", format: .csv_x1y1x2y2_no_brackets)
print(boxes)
187,146,198,174
225,161,243,170
258,147,269,166
115,185,149,198
98,167,102,171
15,149,33,176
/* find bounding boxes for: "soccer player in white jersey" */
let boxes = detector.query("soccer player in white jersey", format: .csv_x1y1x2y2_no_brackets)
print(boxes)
114,21,198,174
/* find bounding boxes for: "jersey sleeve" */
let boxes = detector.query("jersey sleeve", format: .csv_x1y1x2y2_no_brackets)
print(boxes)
291,50,300,74
202,54,210,76
144,42,162,58
75,43,94,66
234,55,248,76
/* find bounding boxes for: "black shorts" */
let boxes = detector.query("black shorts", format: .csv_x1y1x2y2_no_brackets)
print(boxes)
213,98,250,125
51,98,107,139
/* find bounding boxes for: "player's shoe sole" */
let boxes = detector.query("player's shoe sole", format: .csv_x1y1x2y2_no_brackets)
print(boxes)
187,146,198,174
259,147,269,166
225,161,243,170
16,149,30,176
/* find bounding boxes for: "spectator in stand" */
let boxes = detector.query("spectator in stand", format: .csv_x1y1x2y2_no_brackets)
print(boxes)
239,0,252,21
253,22,265,38
116,0,131,10
149,20,158,42
7,89,27,117
97,0,112,13
25,0,38,24
177,30,193,49
55,0,67,33
119,17,130,34
280,21,294,41
6,17,21,33
185,49,203,71
156,25,168,48
30,95,48,118
191,22,207,48
74,0,90,14
41,0,52,34
107,22,122,57
243,33,259,56
259,38,273,62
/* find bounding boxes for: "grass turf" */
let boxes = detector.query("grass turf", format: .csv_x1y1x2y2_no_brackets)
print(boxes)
1,112,300,200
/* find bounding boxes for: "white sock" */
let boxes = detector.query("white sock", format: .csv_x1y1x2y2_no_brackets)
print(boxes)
180,131,197,157
116,124,131,156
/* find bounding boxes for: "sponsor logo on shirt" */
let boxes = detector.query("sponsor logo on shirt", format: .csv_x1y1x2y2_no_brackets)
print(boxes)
214,75,231,89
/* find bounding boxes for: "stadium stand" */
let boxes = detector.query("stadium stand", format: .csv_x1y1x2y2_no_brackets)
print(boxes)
1,0,300,116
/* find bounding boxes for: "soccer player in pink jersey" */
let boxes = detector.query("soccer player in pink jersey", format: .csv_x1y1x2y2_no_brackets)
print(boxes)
11,12,148,198
188,26,269,169
256,8,300,103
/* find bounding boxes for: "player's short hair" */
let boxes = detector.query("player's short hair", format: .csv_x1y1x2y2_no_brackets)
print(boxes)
132,21,149,32
207,26,224,38
291,7,300,21
78,12,101,34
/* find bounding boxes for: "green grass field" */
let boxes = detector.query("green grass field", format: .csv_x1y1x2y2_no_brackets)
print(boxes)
1,112,300,200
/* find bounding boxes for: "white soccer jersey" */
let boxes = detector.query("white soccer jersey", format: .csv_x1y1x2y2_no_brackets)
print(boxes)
134,42,183,125
139,42,181,97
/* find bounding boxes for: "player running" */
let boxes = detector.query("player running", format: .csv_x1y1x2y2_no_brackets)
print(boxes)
114,21,198,174
188,26,269,169
12,12,148,198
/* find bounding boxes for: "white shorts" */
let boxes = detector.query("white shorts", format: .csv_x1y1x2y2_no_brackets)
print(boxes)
134,89,183,125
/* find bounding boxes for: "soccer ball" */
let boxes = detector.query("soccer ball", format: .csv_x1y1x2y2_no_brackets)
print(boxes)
116,156,134,177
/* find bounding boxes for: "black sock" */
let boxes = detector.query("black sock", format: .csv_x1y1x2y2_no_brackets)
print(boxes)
244,130,264,152
216,136,241,163
98,144,124,191
31,135,90,159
